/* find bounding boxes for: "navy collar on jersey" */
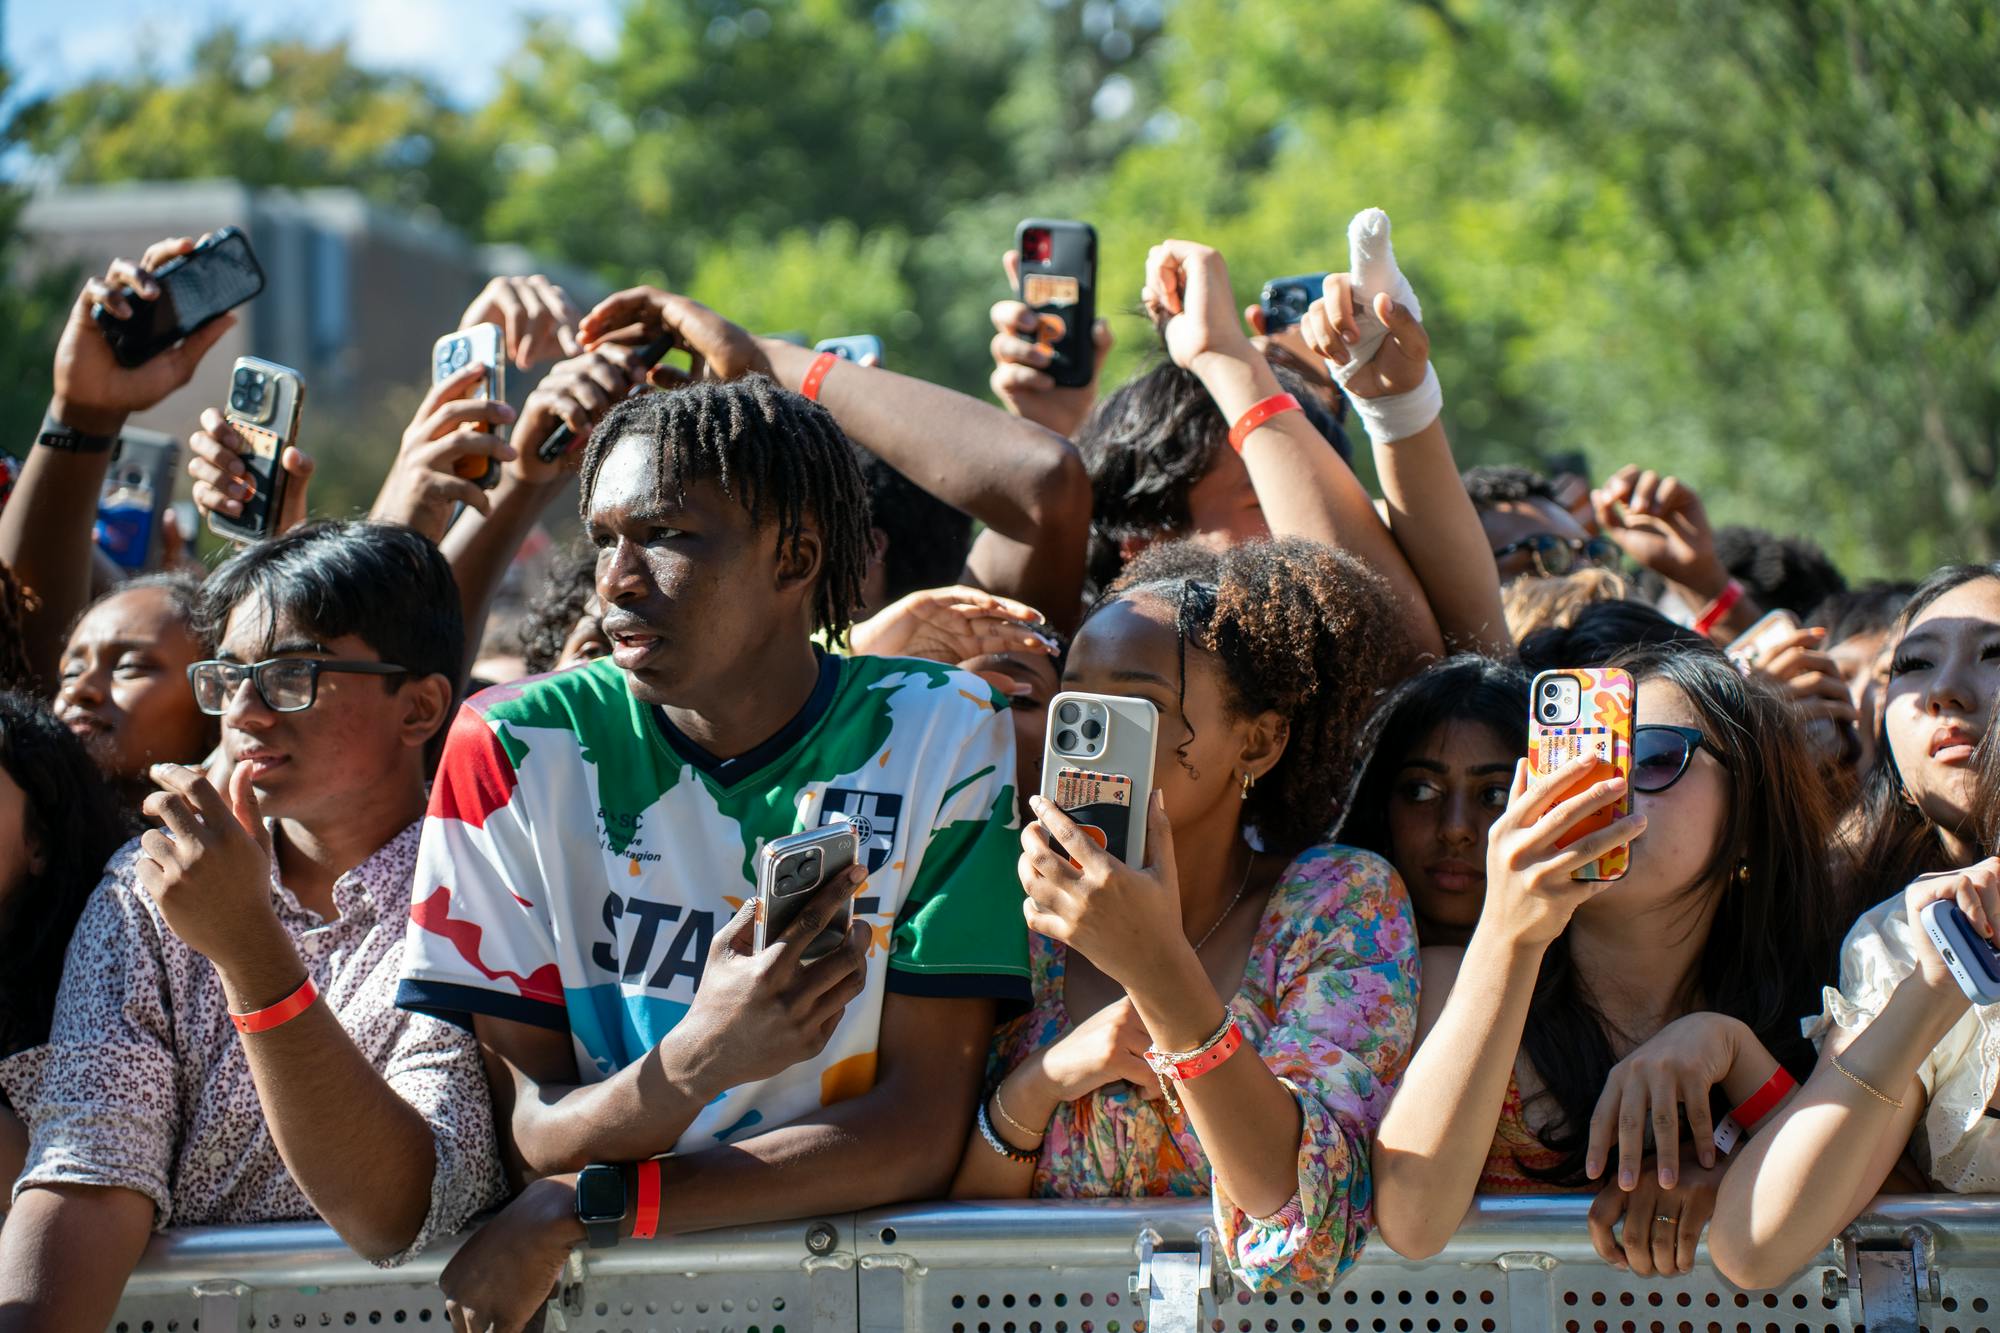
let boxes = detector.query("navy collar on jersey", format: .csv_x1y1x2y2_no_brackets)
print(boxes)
648,647,842,785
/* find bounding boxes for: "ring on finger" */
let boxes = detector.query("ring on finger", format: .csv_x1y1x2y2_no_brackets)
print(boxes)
1654,1214,1679,1227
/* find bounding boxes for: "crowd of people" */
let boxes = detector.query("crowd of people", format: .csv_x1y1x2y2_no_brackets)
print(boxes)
0,206,1995,1332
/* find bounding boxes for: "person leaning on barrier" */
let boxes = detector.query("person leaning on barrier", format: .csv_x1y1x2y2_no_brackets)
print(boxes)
0,522,509,1333
392,302,1027,1333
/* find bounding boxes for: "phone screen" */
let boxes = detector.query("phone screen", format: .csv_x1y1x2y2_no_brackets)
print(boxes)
97,230,265,368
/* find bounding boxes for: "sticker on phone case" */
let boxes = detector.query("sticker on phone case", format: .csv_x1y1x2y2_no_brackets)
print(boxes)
1024,274,1080,308
230,421,281,460
1050,767,1132,866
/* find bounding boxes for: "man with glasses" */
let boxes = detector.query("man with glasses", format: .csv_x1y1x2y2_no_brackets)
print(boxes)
0,521,505,1332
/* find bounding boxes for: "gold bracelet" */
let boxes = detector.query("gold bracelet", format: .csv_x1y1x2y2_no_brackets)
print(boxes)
1829,1053,1905,1109
990,1085,1045,1141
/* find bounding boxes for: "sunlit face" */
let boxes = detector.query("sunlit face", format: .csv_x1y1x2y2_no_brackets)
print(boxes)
56,586,212,789
1386,721,1519,933
1573,678,1730,924
1183,451,1271,549
1882,577,2000,839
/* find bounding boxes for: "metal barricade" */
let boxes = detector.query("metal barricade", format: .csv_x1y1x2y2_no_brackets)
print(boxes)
105,1196,2000,1333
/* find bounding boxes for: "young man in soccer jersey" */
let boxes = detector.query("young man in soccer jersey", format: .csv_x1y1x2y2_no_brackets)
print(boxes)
399,295,1027,1328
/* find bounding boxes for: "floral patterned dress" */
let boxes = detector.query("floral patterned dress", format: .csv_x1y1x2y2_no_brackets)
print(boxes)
988,843,1421,1288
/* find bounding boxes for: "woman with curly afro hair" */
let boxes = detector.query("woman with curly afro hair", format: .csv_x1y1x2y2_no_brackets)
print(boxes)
952,535,1422,1290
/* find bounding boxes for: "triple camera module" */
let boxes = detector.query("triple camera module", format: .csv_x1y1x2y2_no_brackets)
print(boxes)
1052,697,1109,759
229,365,273,423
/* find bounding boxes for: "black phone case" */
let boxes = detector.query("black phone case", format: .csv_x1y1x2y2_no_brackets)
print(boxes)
1014,219,1097,390
95,229,266,369
208,420,291,544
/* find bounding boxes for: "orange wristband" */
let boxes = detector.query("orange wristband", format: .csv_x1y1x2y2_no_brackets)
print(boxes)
1692,579,1744,636
800,351,839,403
229,976,317,1035
1226,393,1303,452
631,1158,663,1240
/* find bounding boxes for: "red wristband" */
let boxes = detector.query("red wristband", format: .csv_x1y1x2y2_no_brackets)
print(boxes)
800,351,839,403
1731,1066,1798,1133
229,976,317,1035
1692,579,1744,636
630,1158,662,1241
1150,1021,1245,1083
1226,393,1303,452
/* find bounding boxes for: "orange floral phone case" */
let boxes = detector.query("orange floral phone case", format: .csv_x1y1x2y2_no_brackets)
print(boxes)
1527,667,1634,881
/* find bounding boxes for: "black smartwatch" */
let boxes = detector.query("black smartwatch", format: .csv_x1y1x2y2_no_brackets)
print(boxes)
36,409,117,455
574,1162,627,1249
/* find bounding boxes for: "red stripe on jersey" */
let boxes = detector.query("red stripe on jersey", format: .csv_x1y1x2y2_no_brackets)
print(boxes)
427,708,519,827
411,884,565,1005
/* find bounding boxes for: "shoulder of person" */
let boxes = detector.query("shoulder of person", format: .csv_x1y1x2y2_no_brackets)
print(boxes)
1836,889,1923,991
1264,843,1418,958
462,654,633,733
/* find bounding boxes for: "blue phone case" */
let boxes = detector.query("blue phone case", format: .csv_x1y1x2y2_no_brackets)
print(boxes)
1920,899,2000,1006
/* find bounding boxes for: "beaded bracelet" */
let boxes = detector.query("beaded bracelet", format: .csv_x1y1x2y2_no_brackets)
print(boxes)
977,1098,1039,1164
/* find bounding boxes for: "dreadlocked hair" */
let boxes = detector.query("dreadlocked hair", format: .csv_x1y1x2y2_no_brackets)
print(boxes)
1093,536,1410,854
0,559,35,692
577,378,873,639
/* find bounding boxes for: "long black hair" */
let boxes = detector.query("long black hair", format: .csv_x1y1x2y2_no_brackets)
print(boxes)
1517,644,1843,1185
1844,563,2000,909
1339,654,1531,867
0,692,135,1056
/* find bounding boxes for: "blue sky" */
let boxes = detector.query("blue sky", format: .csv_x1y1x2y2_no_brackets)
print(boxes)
5,0,622,106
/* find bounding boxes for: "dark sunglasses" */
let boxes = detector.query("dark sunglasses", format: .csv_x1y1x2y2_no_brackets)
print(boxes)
1630,724,1714,793
187,657,409,716
1492,533,1622,579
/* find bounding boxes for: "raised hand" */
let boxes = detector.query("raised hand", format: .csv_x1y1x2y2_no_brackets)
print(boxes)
188,409,315,539
576,287,769,386
508,342,657,484
846,586,1054,665
1590,465,1732,598
1480,755,1646,949
461,274,583,369
1021,790,1187,993
989,249,1113,438
369,363,519,541
57,236,237,434
1296,210,1441,443
1140,239,1257,373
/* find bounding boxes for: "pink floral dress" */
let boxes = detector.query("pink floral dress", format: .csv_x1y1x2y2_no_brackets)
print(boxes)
988,843,1420,1288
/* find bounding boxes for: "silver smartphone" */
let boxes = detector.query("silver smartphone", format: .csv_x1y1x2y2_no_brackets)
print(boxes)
209,356,305,543
1039,692,1160,866
753,819,860,962
431,323,507,491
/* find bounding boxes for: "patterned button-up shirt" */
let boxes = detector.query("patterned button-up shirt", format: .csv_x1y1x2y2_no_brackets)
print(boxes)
0,821,506,1266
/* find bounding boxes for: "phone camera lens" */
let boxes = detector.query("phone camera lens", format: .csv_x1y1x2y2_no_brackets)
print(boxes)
1081,718,1103,741
776,873,795,892
1056,701,1082,726
1056,728,1080,752
233,368,251,385
1542,683,1562,700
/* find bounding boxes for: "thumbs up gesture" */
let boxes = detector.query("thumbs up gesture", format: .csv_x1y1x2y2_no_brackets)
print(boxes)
136,762,293,977
1298,209,1445,444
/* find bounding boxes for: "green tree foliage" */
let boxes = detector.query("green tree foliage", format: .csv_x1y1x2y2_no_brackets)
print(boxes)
16,0,1998,572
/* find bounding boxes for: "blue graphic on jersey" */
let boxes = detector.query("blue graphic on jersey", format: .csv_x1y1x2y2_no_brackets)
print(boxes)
565,983,692,1078
713,1109,765,1142
821,788,902,872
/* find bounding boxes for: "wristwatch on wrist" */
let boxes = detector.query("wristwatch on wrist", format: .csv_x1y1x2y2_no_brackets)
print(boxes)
574,1162,627,1249
37,409,117,455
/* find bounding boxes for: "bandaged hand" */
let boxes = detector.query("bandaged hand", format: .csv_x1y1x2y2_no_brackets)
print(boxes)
1298,209,1444,446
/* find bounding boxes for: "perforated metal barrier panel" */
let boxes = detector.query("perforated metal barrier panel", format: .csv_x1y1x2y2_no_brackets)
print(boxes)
107,1197,2000,1333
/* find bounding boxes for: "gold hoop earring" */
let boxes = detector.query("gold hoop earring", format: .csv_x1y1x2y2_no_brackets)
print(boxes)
1240,770,1254,800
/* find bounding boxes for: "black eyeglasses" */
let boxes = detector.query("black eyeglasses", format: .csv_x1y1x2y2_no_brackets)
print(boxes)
187,657,409,716
1630,725,1714,793
1492,533,1622,579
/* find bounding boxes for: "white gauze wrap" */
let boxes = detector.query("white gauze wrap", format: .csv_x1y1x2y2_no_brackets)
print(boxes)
1328,208,1443,445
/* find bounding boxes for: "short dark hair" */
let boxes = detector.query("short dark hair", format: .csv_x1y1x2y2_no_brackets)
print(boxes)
577,378,872,638
1461,464,1559,511
194,521,465,699
519,540,597,677
1516,598,1715,673
1806,580,1916,647
0,691,134,1056
853,445,972,604
1714,525,1847,616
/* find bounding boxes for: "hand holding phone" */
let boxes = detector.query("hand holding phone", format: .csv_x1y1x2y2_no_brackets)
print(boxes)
1484,749,1646,948
530,334,676,465
430,324,509,491
199,358,308,544
95,429,179,571
1258,273,1331,336
1014,220,1099,390
754,821,862,961
91,227,264,369
1909,858,2000,1006
370,359,519,542
1528,669,1636,881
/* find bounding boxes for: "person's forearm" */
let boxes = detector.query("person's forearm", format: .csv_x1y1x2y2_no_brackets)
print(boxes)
0,1184,158,1333
1370,928,1543,1259
0,405,126,689
1128,950,1305,1219
507,1030,724,1178
216,939,441,1261
760,338,1091,627
1662,558,1762,643
1710,975,1957,1290
1190,350,1444,659
438,475,565,684
1371,418,1510,656
1718,1023,1784,1108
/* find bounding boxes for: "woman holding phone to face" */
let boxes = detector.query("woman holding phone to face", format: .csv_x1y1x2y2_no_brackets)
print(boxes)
1369,645,1842,1279
949,536,1418,1289
1705,567,2000,1291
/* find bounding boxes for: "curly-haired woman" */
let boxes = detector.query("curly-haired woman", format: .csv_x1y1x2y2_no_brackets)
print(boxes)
949,536,1420,1289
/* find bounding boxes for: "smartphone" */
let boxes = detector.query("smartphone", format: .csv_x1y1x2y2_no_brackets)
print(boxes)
1039,692,1159,867
91,227,265,369
535,333,675,465
209,356,306,544
754,820,860,963
431,324,507,490
1528,668,1635,881
815,334,884,365
1921,899,2000,1006
1014,219,1098,390
1259,272,1330,334
94,428,179,571
1727,609,1801,670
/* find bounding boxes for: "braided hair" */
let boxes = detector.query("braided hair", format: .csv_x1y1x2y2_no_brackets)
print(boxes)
1088,536,1410,854
577,378,873,639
